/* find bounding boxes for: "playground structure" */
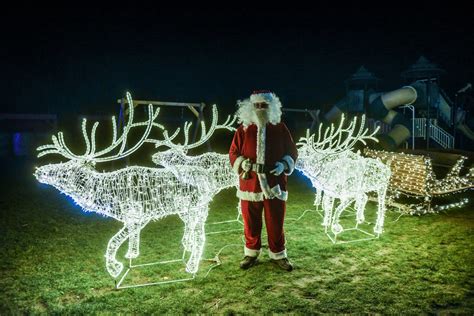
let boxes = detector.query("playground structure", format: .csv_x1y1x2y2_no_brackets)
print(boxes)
4,56,472,158
315,56,474,151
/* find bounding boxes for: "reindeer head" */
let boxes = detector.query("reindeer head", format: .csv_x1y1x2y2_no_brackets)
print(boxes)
296,114,379,177
295,115,380,195
297,114,379,160
151,104,236,167
150,105,238,191
35,92,162,186
35,161,83,186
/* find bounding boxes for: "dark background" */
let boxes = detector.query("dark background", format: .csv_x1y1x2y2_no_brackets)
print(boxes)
2,4,473,117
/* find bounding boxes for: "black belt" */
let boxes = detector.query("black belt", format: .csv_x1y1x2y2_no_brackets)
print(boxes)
251,163,273,173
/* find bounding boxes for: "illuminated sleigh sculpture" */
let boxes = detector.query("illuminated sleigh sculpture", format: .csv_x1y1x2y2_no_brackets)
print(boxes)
34,93,230,285
296,115,392,243
364,148,474,215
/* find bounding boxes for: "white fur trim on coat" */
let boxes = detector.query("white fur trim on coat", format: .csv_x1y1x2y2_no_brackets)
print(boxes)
254,125,276,199
270,184,288,201
237,190,265,201
232,156,245,174
256,125,266,164
257,173,274,199
281,155,296,175
244,246,261,257
268,248,287,260
236,185,288,202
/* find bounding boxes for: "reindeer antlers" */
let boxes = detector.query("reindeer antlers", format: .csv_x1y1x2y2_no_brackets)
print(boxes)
37,92,162,163
297,114,379,155
38,94,236,162
148,104,237,151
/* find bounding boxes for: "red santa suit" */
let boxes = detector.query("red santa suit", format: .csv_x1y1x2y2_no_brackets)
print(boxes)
229,91,298,259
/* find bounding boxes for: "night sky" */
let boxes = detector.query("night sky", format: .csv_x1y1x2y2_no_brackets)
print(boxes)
3,5,473,117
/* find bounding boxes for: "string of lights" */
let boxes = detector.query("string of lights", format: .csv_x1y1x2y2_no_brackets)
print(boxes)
296,115,391,238
34,93,228,279
364,149,473,215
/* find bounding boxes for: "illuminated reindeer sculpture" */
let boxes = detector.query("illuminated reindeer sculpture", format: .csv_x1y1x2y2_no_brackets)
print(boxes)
296,115,391,237
149,107,243,235
34,93,217,278
150,106,239,195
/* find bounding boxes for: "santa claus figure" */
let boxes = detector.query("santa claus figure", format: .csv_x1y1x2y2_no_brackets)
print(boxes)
229,90,298,271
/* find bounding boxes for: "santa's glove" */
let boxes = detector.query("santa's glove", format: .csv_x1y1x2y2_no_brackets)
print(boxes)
270,162,285,176
241,158,252,172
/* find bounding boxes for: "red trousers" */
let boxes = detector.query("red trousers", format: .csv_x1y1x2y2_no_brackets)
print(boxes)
241,198,286,257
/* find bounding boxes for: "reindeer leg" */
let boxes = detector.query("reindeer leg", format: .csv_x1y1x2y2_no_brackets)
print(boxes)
125,219,150,259
178,213,193,253
236,200,243,223
322,194,334,229
315,189,323,211
374,188,387,236
355,193,368,224
331,197,354,235
105,225,130,278
185,207,207,275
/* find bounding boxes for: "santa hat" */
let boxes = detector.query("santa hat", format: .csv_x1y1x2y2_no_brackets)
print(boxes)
250,90,275,104
236,90,282,128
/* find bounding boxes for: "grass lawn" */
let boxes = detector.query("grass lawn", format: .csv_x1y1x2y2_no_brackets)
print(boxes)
1,158,473,314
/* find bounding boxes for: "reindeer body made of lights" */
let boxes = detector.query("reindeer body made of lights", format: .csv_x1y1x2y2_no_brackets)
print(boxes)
34,92,229,278
152,151,239,195
149,106,239,195
149,109,242,235
36,162,211,277
296,115,391,237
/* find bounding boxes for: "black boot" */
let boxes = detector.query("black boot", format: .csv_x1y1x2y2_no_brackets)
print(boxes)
240,256,258,270
271,258,294,271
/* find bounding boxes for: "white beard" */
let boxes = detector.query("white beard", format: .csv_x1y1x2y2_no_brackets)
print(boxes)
236,97,282,128
255,109,269,127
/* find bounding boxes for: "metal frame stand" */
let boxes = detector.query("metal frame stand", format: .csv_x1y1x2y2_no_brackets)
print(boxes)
325,225,379,244
115,251,196,289
206,202,244,235
323,205,379,244
114,242,242,289
206,215,244,235
286,204,357,222
115,203,245,289
285,203,378,244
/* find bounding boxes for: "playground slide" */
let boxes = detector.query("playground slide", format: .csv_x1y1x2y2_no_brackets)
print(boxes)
323,86,419,150
457,123,474,141
455,109,474,141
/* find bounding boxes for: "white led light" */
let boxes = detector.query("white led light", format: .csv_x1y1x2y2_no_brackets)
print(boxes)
149,105,239,194
296,115,391,237
34,92,237,279
149,108,241,226
365,149,473,215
